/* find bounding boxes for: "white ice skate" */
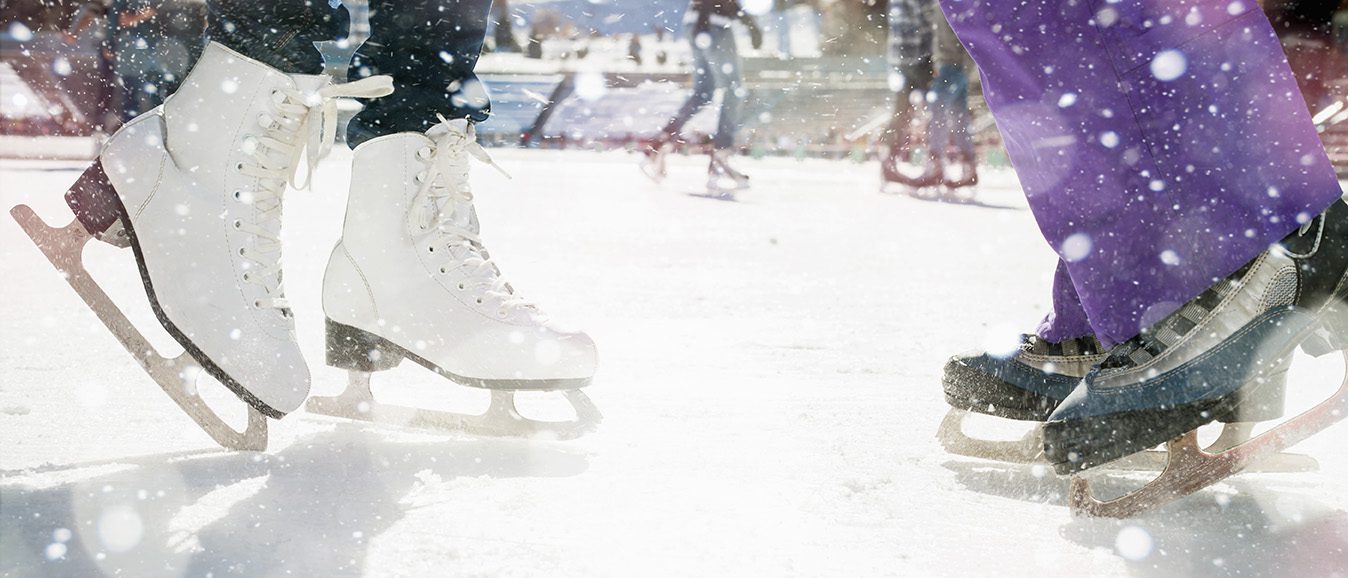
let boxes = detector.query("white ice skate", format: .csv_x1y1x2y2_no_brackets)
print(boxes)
310,117,601,439
639,140,670,183
938,334,1318,473
702,150,749,199
938,152,979,203
10,42,393,450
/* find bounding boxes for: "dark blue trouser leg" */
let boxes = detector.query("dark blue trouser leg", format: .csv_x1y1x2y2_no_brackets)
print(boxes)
662,26,743,149
661,36,715,140
350,0,494,145
928,62,973,159
704,27,743,151
206,0,344,75
206,0,494,147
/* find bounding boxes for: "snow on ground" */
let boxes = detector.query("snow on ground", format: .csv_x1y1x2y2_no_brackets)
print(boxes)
2,149,1346,577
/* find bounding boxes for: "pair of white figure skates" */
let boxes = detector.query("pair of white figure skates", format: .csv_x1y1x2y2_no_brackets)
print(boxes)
11,43,601,451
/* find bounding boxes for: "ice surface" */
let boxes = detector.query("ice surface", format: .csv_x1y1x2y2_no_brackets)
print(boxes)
1,150,1346,576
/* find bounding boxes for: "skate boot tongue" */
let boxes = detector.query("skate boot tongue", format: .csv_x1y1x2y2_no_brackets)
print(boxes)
235,74,395,313
406,116,537,318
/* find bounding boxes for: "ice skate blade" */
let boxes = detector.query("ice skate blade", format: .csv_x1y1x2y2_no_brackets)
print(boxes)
9,205,268,451
937,408,1045,464
937,409,1317,473
1068,351,1348,518
306,372,603,440
690,190,738,202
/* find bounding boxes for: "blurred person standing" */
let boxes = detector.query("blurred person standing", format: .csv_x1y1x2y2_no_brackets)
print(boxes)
641,0,763,198
926,7,978,190
881,0,978,196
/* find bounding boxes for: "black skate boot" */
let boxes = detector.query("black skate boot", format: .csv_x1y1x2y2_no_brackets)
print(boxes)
943,334,1106,421
1044,199,1348,475
940,332,1294,466
945,334,1288,422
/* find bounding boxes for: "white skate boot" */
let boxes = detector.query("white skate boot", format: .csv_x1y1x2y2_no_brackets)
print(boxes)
704,150,749,199
310,117,601,439
10,42,393,450
639,138,670,183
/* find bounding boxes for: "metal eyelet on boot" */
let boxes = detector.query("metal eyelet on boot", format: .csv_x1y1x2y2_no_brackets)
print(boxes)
417,147,432,160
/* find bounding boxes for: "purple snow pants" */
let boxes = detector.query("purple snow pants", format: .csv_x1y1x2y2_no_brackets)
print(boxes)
937,0,1343,346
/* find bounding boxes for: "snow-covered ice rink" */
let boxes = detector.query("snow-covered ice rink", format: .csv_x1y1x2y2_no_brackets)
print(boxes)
2,149,1346,576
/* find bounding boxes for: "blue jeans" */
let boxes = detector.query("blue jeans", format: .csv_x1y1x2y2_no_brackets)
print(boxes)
206,0,493,147
927,63,974,159
660,26,744,150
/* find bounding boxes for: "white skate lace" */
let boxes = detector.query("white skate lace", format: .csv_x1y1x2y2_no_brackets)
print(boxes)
404,115,534,317
235,75,394,311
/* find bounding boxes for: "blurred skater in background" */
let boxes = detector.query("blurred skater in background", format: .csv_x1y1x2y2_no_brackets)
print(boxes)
641,0,763,198
881,0,978,199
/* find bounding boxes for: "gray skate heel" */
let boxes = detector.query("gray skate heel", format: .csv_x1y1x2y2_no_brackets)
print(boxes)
307,319,603,439
324,317,406,372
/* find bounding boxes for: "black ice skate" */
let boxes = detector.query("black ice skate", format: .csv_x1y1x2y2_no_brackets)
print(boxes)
938,334,1313,472
1045,199,1348,517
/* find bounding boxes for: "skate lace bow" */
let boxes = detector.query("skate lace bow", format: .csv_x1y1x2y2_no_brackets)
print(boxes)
404,116,531,314
235,75,394,310
289,76,395,188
